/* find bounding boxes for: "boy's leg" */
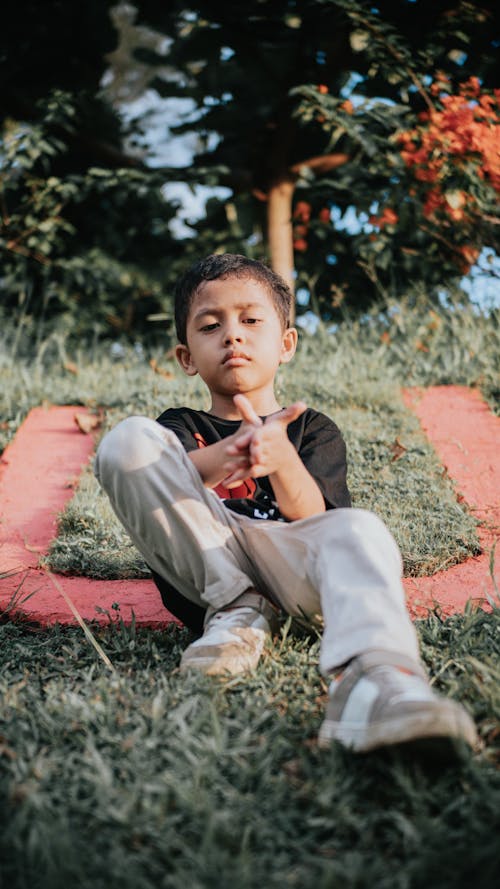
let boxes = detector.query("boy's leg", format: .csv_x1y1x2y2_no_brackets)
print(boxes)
149,569,205,634
241,509,478,752
95,416,259,610
241,508,420,667
95,417,277,672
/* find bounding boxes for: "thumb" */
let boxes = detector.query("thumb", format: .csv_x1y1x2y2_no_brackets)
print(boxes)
269,401,307,426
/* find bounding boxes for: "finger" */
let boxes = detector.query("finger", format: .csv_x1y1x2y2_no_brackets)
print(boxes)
223,456,250,470
249,438,265,466
279,400,307,422
268,400,307,426
231,430,254,450
233,393,262,427
222,469,251,487
242,461,266,479
224,478,245,489
225,444,246,456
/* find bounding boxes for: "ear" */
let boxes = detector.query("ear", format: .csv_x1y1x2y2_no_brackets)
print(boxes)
279,327,298,365
175,344,198,376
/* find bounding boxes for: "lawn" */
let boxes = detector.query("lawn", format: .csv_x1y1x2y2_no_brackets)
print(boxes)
0,608,498,889
0,294,499,888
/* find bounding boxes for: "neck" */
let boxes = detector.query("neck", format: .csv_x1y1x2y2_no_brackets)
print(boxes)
209,390,281,420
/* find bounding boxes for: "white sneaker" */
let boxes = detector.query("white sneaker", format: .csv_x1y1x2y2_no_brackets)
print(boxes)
318,651,479,755
180,596,274,676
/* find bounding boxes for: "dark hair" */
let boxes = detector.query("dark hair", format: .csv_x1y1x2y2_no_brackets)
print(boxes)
174,254,292,344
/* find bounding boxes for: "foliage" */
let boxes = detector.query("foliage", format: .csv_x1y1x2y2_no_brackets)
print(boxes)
0,606,498,889
130,0,499,317
396,76,500,273
0,3,182,340
291,75,499,316
1,1,498,334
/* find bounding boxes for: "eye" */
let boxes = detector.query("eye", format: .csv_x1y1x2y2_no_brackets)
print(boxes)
243,317,261,325
200,322,219,332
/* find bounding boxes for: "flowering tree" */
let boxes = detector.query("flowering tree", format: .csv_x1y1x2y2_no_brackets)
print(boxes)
2,0,498,335
396,76,499,275
130,0,498,319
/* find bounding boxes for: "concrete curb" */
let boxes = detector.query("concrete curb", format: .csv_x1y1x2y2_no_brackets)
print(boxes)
0,389,498,626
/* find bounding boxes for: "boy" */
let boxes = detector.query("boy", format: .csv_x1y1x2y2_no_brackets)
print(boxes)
95,253,477,754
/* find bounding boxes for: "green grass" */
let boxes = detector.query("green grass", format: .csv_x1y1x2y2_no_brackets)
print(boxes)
0,605,498,889
1,291,499,455
1,293,499,888
43,371,480,580
4,293,493,581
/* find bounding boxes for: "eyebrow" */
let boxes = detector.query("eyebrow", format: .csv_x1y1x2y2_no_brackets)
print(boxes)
192,302,265,322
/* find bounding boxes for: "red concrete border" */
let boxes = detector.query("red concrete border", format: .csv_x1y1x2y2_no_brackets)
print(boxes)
0,389,498,626
0,406,174,627
402,386,499,616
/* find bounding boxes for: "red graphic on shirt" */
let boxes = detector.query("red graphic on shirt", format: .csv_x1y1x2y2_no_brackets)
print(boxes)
194,431,257,500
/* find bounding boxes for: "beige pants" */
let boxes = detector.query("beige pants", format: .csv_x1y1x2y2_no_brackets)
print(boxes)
94,416,421,674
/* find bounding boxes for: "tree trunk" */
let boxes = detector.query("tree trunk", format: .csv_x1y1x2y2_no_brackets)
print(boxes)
267,176,296,322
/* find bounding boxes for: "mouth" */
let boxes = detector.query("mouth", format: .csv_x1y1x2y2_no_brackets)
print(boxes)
223,352,250,367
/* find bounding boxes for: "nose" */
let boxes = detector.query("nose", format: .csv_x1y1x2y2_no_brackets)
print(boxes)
223,326,243,345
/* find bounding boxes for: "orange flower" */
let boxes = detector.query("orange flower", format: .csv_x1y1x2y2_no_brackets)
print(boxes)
423,189,444,218
317,84,328,94
382,208,398,225
371,207,399,228
446,206,465,221
293,201,311,222
318,207,331,223
396,78,499,229
293,238,308,252
458,245,480,265
461,76,481,98
340,99,354,114
430,71,451,96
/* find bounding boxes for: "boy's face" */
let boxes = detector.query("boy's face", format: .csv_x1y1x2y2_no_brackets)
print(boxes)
175,276,297,416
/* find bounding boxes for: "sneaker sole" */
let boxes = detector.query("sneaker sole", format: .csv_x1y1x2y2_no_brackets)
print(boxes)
179,655,260,676
179,642,265,676
179,626,267,676
318,705,479,754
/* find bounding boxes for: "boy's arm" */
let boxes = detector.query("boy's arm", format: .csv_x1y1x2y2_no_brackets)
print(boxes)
187,415,260,489
187,437,243,488
224,395,326,521
266,435,326,520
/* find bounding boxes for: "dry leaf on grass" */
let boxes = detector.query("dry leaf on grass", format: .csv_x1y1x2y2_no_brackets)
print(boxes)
74,413,102,434
389,437,407,462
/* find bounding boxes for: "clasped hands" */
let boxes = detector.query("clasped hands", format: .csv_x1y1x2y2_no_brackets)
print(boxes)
222,393,307,488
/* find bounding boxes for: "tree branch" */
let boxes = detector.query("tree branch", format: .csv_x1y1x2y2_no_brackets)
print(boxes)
290,152,350,175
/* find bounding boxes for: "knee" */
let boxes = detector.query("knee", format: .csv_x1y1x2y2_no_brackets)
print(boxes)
338,506,394,541
95,416,179,481
347,508,392,538
348,508,402,570
323,508,402,568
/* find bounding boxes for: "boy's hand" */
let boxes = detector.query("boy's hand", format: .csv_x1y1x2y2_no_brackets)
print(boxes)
222,393,307,485
222,393,325,519
218,394,262,488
